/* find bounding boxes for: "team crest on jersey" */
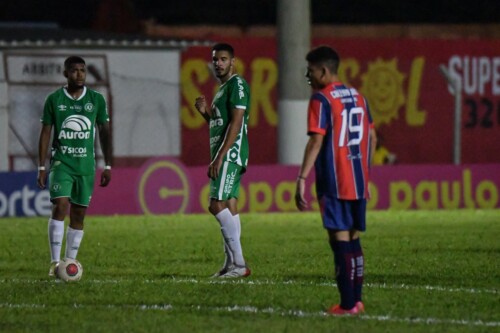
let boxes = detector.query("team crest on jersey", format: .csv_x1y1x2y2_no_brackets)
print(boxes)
57,105,67,112
84,103,94,112
51,183,61,192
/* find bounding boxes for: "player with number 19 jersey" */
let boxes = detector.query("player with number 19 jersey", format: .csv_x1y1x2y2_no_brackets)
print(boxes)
307,82,374,200
210,74,250,171
41,86,109,176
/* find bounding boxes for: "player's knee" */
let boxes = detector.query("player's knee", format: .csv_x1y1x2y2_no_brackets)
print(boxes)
208,200,225,216
52,200,69,219
69,220,84,230
208,204,218,216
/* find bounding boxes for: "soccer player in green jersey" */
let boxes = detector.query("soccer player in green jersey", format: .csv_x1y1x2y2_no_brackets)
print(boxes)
37,56,112,278
194,43,251,278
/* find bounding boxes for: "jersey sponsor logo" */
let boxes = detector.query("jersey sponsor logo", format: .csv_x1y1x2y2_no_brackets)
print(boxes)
347,153,363,160
58,115,91,140
84,103,94,112
223,169,237,194
57,105,67,112
60,146,87,157
237,77,245,99
210,135,221,147
209,118,224,128
70,105,83,112
331,88,358,99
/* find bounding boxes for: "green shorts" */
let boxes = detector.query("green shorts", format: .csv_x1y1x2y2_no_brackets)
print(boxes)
48,167,95,206
209,161,243,201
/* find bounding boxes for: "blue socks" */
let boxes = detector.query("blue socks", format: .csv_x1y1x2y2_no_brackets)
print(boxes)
330,240,355,310
330,238,364,309
351,238,364,303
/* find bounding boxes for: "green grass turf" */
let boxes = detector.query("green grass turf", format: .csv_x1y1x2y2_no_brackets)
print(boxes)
0,210,499,333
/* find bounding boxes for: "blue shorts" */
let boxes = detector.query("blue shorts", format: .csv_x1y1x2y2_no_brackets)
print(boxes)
319,195,366,231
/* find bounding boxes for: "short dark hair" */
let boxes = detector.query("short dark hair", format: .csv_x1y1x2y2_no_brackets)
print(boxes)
212,43,234,57
64,56,86,70
306,46,340,74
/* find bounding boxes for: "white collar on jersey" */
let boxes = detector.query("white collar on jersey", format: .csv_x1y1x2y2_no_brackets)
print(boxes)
219,74,238,87
63,86,87,101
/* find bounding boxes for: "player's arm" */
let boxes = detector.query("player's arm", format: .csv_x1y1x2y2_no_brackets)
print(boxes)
295,133,323,211
208,107,244,180
97,122,113,187
194,95,212,122
37,124,52,189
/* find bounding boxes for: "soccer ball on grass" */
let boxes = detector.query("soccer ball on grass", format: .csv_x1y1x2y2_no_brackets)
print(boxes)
56,258,83,282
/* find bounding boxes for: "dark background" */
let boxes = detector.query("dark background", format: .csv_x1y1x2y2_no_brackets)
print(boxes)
1,0,499,32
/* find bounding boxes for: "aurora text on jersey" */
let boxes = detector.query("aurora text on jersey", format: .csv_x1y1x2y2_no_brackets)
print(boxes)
41,86,109,175
209,74,250,170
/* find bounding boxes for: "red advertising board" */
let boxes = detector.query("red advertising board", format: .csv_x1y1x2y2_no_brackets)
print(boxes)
180,38,500,166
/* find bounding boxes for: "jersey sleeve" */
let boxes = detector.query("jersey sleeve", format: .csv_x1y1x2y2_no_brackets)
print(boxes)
229,76,250,111
307,93,327,136
96,92,110,125
40,95,54,125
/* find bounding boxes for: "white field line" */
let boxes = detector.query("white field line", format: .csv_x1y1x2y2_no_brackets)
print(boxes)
1,277,497,295
0,302,498,328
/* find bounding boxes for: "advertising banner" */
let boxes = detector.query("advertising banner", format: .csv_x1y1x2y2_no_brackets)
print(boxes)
180,38,500,166
1,158,499,217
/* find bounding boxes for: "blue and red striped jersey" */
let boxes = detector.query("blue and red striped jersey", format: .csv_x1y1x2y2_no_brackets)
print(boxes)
307,82,374,200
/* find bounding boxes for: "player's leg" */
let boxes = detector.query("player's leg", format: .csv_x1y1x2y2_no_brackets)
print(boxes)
48,198,69,276
350,231,364,312
65,204,86,259
209,199,247,269
227,198,240,236
47,169,72,276
64,174,93,260
220,197,250,278
216,196,237,277
350,199,367,312
208,198,234,277
328,229,356,312
321,196,358,314
208,162,249,278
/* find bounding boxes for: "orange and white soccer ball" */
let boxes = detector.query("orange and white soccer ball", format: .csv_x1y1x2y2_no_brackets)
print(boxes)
56,258,83,282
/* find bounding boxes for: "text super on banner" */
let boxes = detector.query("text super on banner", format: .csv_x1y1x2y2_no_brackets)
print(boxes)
180,38,500,166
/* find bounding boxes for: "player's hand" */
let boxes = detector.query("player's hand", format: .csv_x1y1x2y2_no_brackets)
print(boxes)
100,169,111,187
195,95,207,114
37,170,47,189
295,178,308,211
207,158,222,180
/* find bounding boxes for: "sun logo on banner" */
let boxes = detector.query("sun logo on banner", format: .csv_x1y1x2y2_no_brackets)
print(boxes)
361,58,405,126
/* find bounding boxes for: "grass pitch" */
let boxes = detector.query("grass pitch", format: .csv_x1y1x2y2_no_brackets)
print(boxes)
0,210,499,332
